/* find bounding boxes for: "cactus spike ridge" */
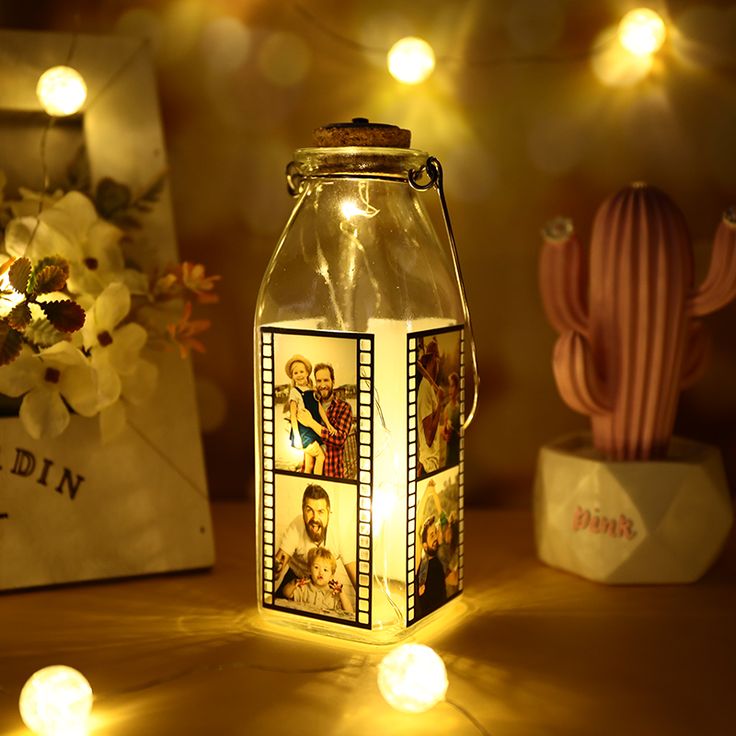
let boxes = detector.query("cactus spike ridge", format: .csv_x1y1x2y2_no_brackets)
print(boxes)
552,331,610,416
688,211,736,317
680,321,710,390
539,221,588,335
540,182,736,461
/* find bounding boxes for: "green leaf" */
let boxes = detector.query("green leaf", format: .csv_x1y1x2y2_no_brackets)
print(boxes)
30,264,69,295
7,301,32,330
39,300,85,333
8,257,31,294
27,257,70,296
23,318,66,348
0,319,23,366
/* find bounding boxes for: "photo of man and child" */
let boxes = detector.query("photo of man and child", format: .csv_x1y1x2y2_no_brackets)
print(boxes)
271,477,357,621
416,328,463,477
414,468,461,621
273,333,358,480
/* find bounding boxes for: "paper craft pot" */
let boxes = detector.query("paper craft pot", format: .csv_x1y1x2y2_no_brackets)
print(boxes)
533,433,733,584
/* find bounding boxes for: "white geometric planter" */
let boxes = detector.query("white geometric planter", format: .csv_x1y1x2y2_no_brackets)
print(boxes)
533,433,733,584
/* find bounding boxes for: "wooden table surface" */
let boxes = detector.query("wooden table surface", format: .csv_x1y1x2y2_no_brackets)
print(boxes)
1,501,734,736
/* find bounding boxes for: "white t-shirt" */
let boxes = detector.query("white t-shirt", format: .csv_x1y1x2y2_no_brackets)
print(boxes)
417,378,440,472
278,514,352,579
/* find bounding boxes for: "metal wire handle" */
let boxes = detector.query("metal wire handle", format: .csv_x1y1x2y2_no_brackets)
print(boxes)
409,156,479,431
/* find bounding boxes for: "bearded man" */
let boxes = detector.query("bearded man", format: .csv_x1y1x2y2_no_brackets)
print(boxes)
297,362,354,478
273,484,357,597
417,515,447,617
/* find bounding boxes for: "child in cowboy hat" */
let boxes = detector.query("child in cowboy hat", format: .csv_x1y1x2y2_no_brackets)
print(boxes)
285,354,336,475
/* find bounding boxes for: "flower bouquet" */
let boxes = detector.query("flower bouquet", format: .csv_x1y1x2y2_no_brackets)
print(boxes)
0,28,217,592
0,172,218,441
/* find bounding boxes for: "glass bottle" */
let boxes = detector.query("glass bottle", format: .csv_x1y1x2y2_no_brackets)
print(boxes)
254,119,475,644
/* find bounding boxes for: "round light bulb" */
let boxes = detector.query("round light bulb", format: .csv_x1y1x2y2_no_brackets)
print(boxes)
340,199,362,220
19,665,93,736
36,66,88,116
618,8,667,57
387,37,436,84
377,643,448,713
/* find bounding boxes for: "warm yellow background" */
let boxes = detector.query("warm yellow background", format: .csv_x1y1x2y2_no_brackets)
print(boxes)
5,0,735,505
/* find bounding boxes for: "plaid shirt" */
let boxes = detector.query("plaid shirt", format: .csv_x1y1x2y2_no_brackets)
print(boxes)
320,397,353,479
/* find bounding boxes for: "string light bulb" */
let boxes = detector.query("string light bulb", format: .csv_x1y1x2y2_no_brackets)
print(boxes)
19,665,93,736
36,66,88,116
617,8,667,57
377,643,448,713
387,37,435,84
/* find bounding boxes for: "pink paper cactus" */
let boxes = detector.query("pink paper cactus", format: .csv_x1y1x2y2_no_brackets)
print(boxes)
540,183,736,460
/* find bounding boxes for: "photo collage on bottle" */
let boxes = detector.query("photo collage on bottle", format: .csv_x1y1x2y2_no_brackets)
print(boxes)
260,327,373,629
406,325,464,625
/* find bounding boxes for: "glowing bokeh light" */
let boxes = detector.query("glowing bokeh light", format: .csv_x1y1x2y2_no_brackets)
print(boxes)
19,666,93,736
340,200,364,220
36,66,87,116
115,7,162,51
377,644,448,713
159,0,206,63
618,8,667,57
201,16,251,73
387,37,436,84
258,32,311,86
339,197,379,221
592,27,653,86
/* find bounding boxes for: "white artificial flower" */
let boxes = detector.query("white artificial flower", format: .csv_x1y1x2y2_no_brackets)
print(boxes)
82,282,148,406
46,193,125,296
3,191,128,297
8,186,65,219
0,343,99,439
3,213,76,263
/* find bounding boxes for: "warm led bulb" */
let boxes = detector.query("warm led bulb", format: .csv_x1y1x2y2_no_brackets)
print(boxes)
19,665,93,736
377,643,448,713
387,37,435,84
340,198,378,220
36,66,88,116
340,200,363,220
618,8,666,57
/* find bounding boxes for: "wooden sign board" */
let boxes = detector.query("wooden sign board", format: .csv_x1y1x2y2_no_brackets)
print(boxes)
0,30,214,590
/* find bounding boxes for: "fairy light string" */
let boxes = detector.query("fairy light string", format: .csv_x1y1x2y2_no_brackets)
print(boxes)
18,33,205,504
83,640,494,736
292,0,648,70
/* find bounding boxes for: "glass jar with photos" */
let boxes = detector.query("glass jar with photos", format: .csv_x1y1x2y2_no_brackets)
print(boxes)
254,119,476,644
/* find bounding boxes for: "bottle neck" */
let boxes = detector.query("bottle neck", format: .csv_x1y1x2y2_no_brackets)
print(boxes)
287,147,430,195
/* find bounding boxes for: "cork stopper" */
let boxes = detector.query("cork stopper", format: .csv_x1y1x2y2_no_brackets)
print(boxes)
313,118,411,148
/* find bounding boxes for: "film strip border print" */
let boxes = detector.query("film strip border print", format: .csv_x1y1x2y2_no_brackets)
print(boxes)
356,336,374,627
259,327,373,630
406,335,419,624
459,330,465,594
261,329,277,605
406,324,466,626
